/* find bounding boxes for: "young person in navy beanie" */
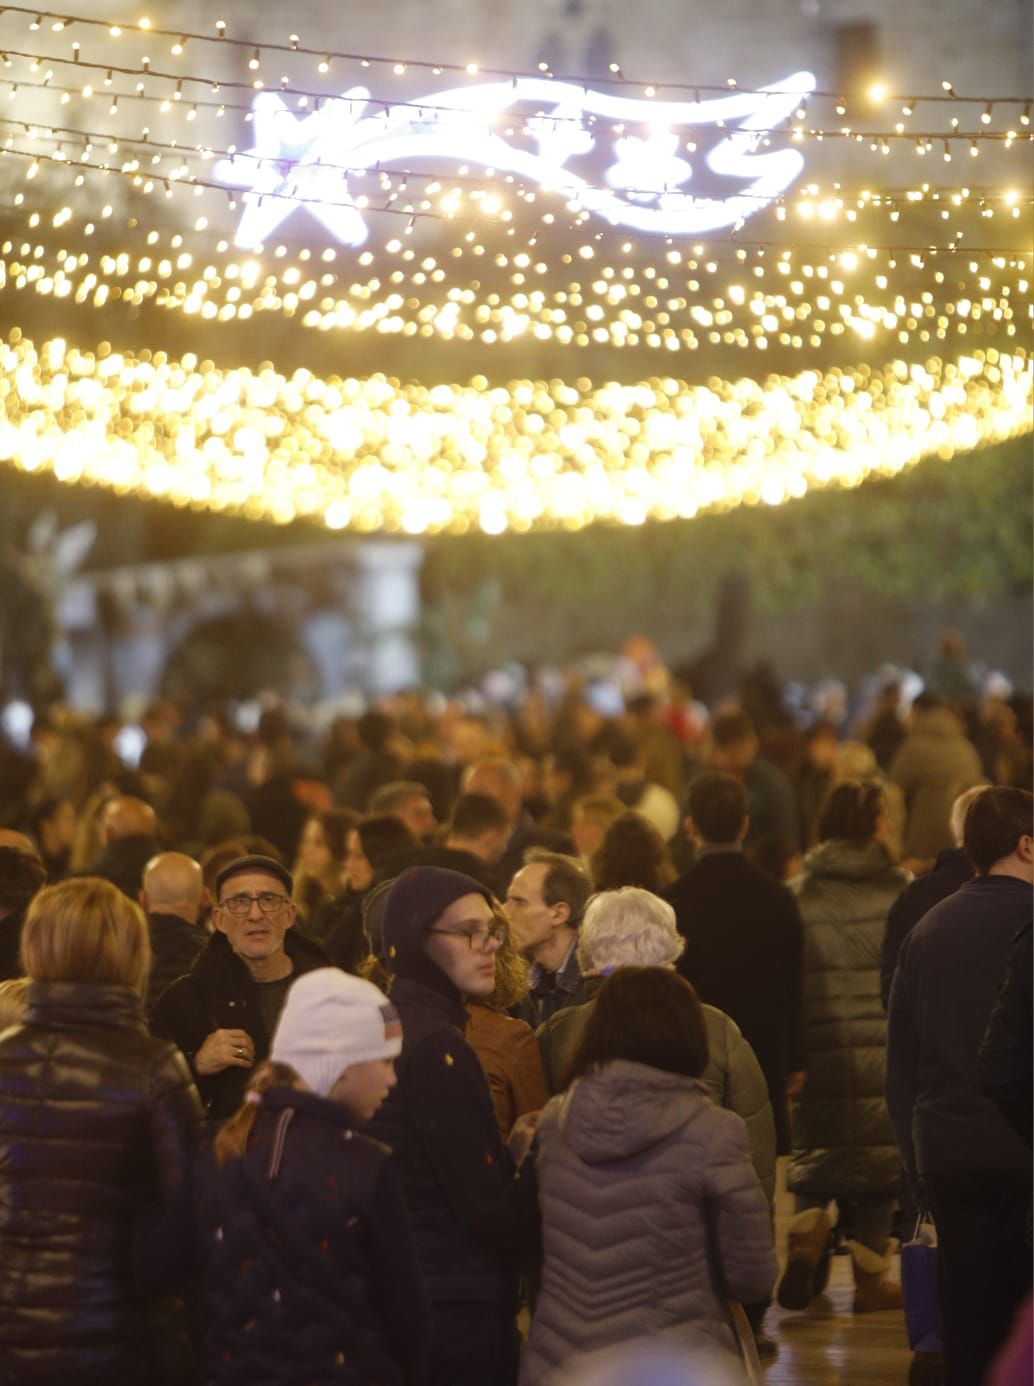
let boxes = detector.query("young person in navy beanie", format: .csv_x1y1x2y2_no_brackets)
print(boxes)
367,866,528,1386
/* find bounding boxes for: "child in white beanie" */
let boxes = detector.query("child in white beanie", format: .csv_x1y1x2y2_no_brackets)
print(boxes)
193,968,427,1386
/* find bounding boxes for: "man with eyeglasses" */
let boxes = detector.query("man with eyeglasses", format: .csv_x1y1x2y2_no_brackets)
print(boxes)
152,854,330,1121
366,866,531,1386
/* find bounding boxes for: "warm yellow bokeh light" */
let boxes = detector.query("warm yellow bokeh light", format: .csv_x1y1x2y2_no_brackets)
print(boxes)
0,329,1028,536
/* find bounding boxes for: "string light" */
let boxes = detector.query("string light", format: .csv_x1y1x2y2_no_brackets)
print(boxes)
0,4,1030,115
0,329,1027,532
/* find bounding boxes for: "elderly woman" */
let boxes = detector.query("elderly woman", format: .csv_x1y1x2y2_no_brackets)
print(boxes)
778,780,910,1315
536,886,776,1203
0,877,202,1383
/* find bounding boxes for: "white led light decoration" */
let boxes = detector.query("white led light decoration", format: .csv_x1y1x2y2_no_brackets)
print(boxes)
213,72,816,249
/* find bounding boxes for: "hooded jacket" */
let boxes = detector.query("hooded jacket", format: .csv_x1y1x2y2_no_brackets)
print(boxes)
0,981,202,1385
365,868,519,1307
151,928,330,1121
788,838,908,1198
194,1087,428,1386
537,991,777,1203
520,1060,776,1386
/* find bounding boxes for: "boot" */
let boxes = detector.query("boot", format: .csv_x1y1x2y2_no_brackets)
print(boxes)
776,1208,832,1310
849,1238,904,1313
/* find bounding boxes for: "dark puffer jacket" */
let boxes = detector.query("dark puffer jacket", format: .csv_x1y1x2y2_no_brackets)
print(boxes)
151,929,330,1121
0,981,202,1385
194,1086,428,1386
788,839,909,1198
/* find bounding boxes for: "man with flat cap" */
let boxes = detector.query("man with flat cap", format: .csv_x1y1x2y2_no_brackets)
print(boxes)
152,854,330,1120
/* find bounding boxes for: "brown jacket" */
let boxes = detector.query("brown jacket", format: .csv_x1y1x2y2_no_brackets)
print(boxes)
465,1003,548,1137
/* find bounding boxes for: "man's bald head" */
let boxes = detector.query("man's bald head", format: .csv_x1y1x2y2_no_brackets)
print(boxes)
101,796,157,844
0,829,40,857
141,852,204,924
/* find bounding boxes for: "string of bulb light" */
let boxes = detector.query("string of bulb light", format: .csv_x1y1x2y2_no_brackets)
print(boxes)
2,139,1030,258
0,42,1031,142
2,233,1022,363
4,111,1033,211
0,4,1031,112
0,68,1030,149
4,113,1025,221
0,327,1027,533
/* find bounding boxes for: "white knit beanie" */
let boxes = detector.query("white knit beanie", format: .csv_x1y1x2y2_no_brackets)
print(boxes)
270,969,402,1098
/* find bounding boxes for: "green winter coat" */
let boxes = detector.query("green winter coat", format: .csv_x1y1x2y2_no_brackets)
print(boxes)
787,839,909,1199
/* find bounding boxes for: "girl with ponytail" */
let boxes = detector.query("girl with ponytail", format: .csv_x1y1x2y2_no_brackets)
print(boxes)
194,969,427,1385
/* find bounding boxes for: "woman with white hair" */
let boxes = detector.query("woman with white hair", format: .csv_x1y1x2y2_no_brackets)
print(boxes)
536,887,776,1201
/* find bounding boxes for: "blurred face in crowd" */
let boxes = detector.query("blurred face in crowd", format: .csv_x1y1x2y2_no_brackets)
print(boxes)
298,817,333,880
505,862,566,957
711,735,758,777
213,869,296,965
571,809,606,863
423,892,501,999
345,830,375,893
394,793,437,844
41,801,77,855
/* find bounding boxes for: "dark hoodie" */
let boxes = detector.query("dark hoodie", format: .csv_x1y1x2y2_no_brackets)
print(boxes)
365,867,518,1307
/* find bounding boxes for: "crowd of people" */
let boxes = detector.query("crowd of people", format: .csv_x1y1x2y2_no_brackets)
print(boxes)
0,636,1030,1386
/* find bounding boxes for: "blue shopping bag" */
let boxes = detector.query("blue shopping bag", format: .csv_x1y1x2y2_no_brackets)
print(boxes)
901,1214,943,1354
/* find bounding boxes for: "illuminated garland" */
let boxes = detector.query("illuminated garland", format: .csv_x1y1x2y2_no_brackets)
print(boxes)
0,6,1029,112
0,70,1030,150
0,329,1028,532
1,231,1025,358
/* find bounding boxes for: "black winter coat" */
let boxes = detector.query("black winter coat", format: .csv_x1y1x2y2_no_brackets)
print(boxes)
880,846,972,1007
0,981,202,1385
666,848,804,1153
146,911,206,1011
788,839,909,1198
194,1086,428,1386
365,975,519,1307
887,875,1033,1181
979,922,1033,1148
151,929,330,1121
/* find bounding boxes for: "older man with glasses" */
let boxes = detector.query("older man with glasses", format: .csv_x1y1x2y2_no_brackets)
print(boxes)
152,854,330,1121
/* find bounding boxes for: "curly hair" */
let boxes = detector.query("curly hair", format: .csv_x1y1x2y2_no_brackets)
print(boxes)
590,811,676,892
483,902,530,1011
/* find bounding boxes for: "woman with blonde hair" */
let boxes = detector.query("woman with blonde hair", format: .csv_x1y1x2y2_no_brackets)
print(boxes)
0,877,202,1384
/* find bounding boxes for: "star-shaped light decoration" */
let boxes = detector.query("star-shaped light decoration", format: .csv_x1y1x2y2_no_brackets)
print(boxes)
213,87,373,249
605,129,692,202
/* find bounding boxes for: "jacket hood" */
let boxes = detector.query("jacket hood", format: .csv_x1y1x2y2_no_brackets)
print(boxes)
558,1059,710,1163
802,838,899,881
381,866,492,1003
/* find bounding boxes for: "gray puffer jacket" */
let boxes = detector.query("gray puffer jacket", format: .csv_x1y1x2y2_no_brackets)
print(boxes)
538,999,776,1203
520,1060,776,1386
788,838,909,1198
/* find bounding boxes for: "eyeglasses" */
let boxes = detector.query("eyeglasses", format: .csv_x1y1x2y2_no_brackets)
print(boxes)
427,921,507,951
219,892,290,917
